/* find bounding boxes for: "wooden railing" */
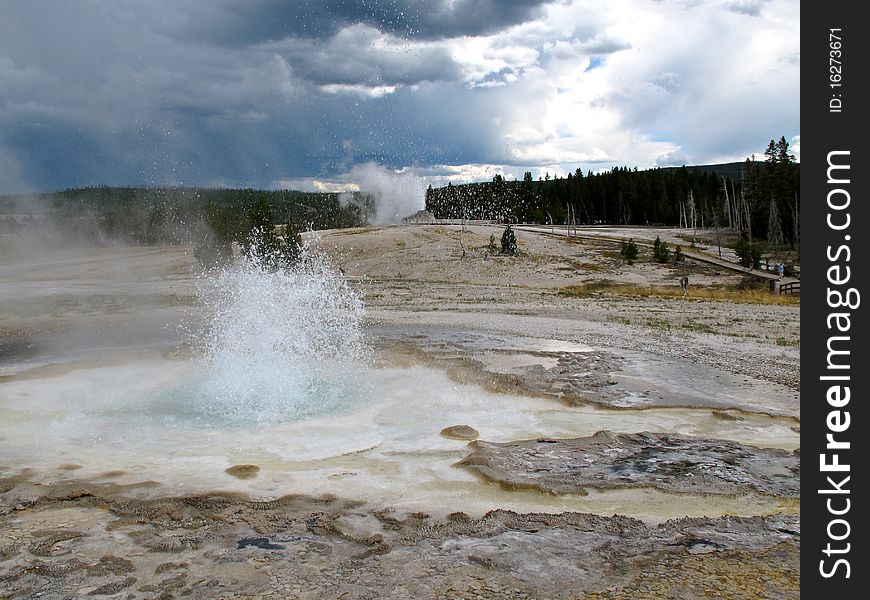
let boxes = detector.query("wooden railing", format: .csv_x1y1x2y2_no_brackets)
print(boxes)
779,281,800,295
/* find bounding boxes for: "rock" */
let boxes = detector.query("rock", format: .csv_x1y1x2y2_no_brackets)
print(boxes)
225,464,260,479
440,425,480,441
457,430,800,498
711,410,744,421
88,576,137,595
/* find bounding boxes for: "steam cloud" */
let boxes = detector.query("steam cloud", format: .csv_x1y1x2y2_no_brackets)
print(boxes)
0,145,30,195
348,163,426,224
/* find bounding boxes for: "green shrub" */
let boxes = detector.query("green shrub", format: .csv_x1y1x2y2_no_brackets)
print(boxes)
653,236,670,263
620,239,639,263
734,233,762,268
673,245,684,263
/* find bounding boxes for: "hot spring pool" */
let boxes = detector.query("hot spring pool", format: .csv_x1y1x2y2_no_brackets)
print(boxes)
0,351,799,521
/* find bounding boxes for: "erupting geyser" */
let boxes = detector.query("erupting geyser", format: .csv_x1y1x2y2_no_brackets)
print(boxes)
162,239,371,425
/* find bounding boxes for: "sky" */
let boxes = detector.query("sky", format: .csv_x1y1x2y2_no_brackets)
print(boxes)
0,0,799,194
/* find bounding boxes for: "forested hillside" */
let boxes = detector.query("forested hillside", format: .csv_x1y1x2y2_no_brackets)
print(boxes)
426,137,799,245
1,138,799,257
0,186,373,246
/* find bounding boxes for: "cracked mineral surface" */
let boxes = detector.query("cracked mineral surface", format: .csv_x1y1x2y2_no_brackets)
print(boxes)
458,430,800,498
0,481,799,600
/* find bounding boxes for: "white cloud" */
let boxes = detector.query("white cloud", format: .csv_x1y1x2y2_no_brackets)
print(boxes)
269,178,360,193
321,83,398,97
479,0,799,170
451,36,540,87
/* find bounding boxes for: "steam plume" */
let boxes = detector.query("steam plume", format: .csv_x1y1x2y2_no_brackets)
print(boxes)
348,163,426,224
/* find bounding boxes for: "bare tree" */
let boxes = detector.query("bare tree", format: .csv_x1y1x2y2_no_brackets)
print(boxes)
791,192,800,250
767,197,784,252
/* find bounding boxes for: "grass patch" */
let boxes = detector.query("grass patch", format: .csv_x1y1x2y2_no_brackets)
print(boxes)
724,332,760,339
644,318,671,330
557,281,800,305
682,321,716,334
776,337,800,347
333,226,381,236
557,279,617,298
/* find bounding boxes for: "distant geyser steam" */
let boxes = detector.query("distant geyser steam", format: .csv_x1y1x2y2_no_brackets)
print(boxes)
348,162,426,224
182,239,369,424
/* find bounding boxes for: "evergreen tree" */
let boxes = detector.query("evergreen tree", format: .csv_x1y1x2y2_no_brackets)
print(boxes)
620,239,639,263
520,172,536,222
501,224,518,255
776,136,795,164
764,139,778,166
417,140,798,244
653,236,671,263
734,231,762,267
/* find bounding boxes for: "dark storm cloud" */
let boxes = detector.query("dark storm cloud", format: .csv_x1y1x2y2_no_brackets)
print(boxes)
2,72,499,191
270,24,462,87
168,0,552,46
0,0,516,191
